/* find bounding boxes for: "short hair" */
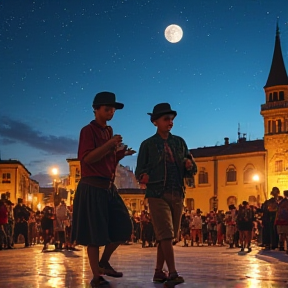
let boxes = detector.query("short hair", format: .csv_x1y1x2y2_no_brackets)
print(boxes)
93,105,101,110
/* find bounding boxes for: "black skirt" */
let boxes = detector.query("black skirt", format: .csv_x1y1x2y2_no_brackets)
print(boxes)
237,221,253,231
71,180,132,246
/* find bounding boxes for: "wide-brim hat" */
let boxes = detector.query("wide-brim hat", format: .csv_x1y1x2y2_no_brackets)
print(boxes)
196,208,202,214
92,91,124,110
147,103,177,122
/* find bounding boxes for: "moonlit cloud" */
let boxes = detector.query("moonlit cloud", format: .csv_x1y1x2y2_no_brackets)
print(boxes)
0,116,78,155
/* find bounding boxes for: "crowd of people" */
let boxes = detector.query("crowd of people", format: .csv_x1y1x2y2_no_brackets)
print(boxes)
0,195,78,252
129,187,288,254
1,91,288,288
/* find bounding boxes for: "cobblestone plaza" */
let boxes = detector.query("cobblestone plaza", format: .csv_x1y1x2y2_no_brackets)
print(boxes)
0,243,288,288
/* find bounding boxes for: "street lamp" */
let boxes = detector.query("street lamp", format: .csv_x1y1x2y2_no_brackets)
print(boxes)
252,174,260,182
51,167,61,207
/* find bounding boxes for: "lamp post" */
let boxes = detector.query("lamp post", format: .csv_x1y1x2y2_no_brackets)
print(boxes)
51,167,61,208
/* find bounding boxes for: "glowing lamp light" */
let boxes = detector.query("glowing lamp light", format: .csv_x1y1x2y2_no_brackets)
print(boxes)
252,174,260,182
37,203,42,211
51,168,58,175
27,194,33,202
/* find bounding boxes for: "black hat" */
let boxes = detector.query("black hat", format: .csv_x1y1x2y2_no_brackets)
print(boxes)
18,198,23,204
147,103,177,122
92,91,124,110
228,204,236,210
196,208,202,214
271,187,280,196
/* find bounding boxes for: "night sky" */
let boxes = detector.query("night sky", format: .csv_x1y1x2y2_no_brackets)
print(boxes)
1,0,288,186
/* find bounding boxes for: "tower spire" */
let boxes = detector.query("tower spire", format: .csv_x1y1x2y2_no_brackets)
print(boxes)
264,22,288,88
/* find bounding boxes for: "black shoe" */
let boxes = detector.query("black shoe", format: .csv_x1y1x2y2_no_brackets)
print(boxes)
153,270,168,283
229,243,233,248
247,247,252,253
90,276,109,287
165,272,184,285
99,261,123,278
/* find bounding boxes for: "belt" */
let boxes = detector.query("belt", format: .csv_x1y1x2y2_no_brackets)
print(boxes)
81,176,114,189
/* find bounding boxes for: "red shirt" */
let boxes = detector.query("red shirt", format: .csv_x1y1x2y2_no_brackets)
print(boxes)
78,120,124,179
0,203,8,225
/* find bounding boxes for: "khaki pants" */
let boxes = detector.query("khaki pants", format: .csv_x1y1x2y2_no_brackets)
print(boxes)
148,193,183,241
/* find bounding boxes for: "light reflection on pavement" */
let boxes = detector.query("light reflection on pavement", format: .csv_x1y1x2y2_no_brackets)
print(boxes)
0,243,288,287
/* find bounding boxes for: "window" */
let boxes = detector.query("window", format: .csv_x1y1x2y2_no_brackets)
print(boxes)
279,91,284,101
243,167,254,184
275,160,283,172
186,198,194,211
273,92,278,101
75,167,80,183
227,196,237,206
198,169,208,184
278,119,282,133
2,173,11,184
209,197,218,211
226,166,237,182
269,93,272,102
268,120,271,133
248,196,257,206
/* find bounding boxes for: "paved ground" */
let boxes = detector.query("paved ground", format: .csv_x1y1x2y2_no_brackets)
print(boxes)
0,242,288,288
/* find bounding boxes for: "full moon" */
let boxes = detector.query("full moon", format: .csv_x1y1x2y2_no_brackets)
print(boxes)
164,24,183,43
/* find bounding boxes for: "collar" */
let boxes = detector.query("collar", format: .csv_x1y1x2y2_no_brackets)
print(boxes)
90,120,110,130
154,132,173,141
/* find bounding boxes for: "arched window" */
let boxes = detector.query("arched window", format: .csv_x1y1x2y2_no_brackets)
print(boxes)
248,196,257,206
278,119,282,133
269,93,273,102
198,168,208,184
279,91,284,101
273,92,278,101
226,165,237,182
227,196,237,207
243,164,255,184
209,197,218,211
186,198,194,211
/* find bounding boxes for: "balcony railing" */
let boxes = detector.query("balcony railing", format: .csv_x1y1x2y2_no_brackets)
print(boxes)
261,101,288,111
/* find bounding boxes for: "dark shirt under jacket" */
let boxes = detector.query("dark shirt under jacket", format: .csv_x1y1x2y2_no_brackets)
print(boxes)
135,133,197,198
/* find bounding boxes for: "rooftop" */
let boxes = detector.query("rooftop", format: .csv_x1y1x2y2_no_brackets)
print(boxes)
190,139,265,158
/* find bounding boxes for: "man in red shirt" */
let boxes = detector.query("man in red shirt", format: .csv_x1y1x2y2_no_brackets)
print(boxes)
71,91,135,288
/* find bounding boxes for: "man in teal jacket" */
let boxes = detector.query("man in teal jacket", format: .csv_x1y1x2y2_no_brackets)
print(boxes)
135,103,197,285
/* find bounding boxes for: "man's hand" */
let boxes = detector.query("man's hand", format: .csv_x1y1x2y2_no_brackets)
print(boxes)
124,147,136,156
139,173,149,184
107,134,123,149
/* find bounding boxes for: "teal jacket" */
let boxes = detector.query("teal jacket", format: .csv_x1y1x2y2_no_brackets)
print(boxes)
135,133,197,198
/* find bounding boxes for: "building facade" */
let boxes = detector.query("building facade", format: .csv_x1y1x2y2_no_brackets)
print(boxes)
0,159,40,207
65,158,145,210
186,25,288,213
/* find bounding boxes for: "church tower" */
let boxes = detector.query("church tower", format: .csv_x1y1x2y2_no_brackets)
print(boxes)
261,24,288,194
